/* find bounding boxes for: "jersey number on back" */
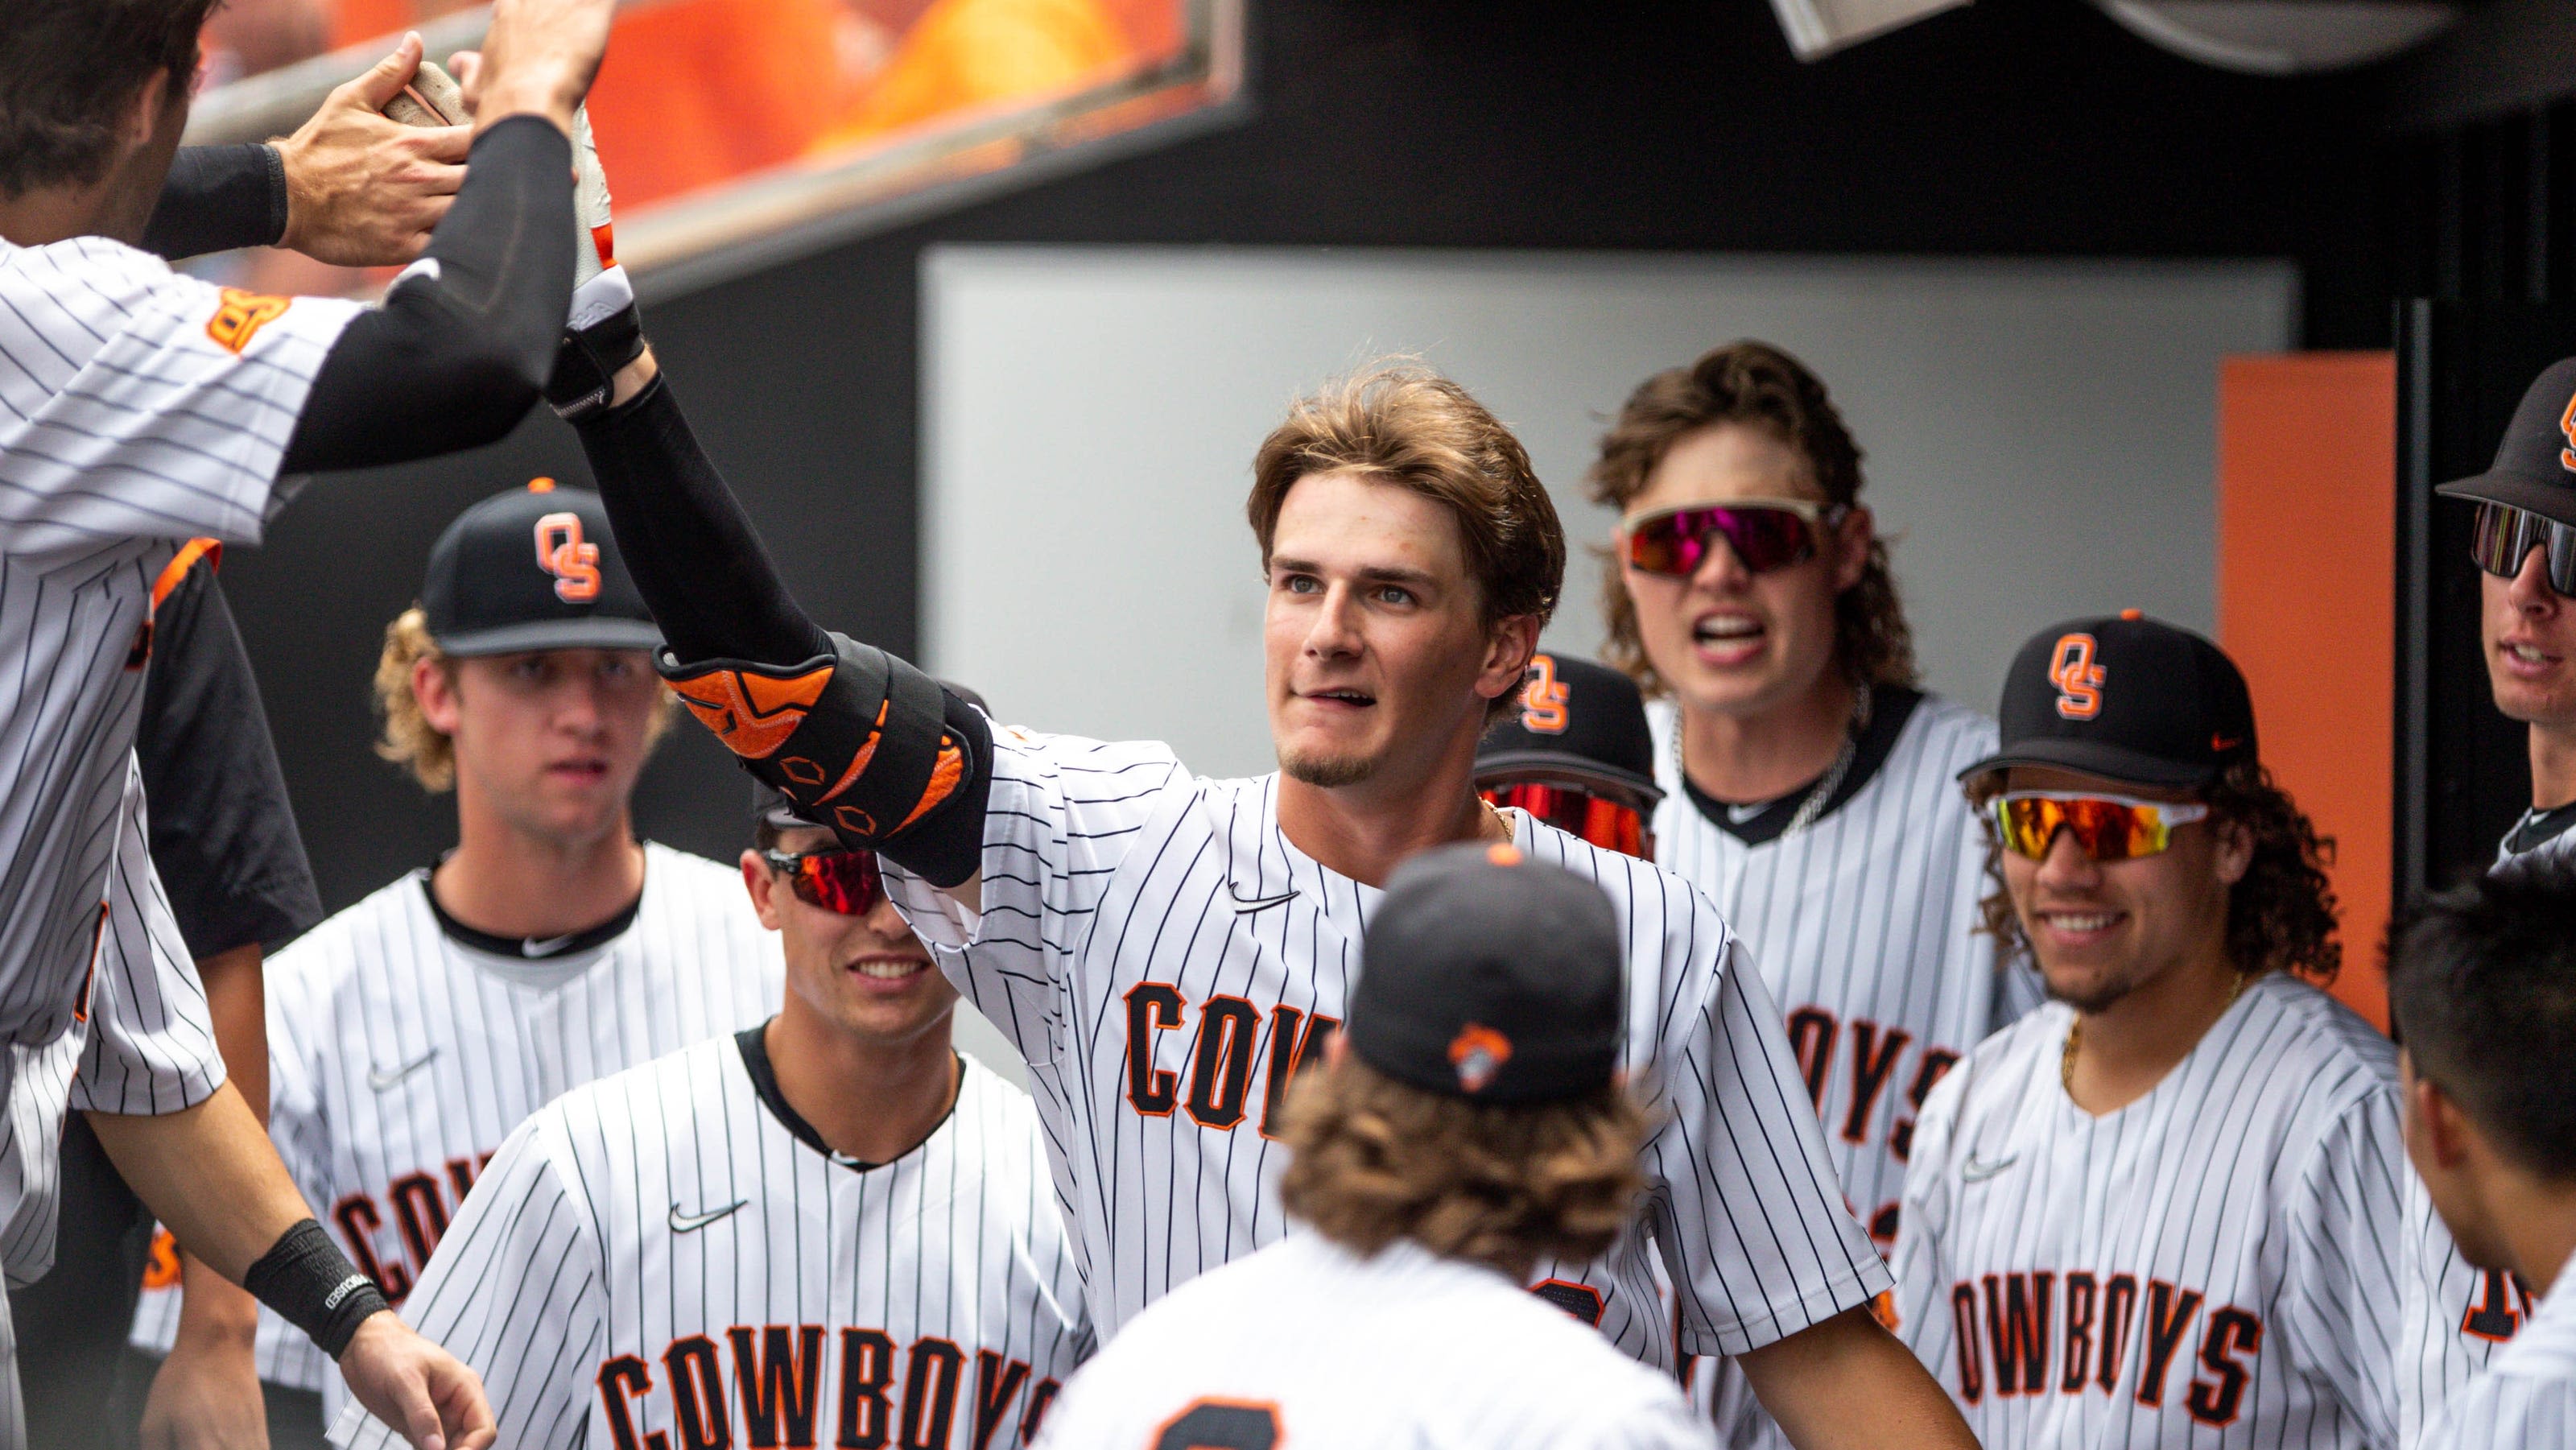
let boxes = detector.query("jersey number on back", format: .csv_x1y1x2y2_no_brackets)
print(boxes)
1151,1398,1280,1450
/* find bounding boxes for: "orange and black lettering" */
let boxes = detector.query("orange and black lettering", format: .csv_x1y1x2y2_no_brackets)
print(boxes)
969,1351,1030,1450
1785,1006,1837,1112
204,288,290,353
2135,1279,2202,1407
2186,1306,2261,1427
1890,1048,1959,1162
1184,996,1261,1130
1255,1005,1339,1138
387,1171,450,1281
1983,1272,2050,1395
1841,1020,1911,1145
664,1335,731,1450
899,1337,963,1450
836,1329,896,1449
2463,1267,2529,1342
1019,1379,1061,1444
1124,984,1185,1116
445,1156,481,1202
2060,1271,2098,1392
597,1355,657,1450
1530,1279,1607,1326
332,1194,411,1302
732,1324,823,1448
2096,1274,2137,1393
1949,1283,1984,1404
1151,1398,1281,1450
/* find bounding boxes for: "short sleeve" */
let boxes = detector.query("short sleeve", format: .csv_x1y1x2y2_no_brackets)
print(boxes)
2280,1093,2411,1445
134,556,320,956
1652,944,1890,1356
0,239,359,552
1892,1062,1971,1398
882,728,1185,1066
329,1111,605,1450
72,753,224,1115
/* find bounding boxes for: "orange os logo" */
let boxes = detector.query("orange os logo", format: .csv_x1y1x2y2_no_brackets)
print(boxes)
1447,1022,1515,1094
533,512,602,602
2048,633,2105,720
1521,654,1571,734
2560,390,2576,473
204,288,290,354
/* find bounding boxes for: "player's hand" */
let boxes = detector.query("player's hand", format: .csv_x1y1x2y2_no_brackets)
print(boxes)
275,33,470,267
139,1325,268,1450
458,0,618,138
336,1312,497,1450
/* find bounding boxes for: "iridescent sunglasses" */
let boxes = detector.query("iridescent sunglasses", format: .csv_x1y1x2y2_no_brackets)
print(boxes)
762,847,885,915
1618,499,1851,578
1992,791,2209,862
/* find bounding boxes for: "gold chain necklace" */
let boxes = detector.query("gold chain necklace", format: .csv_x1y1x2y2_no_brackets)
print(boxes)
2062,969,2253,1093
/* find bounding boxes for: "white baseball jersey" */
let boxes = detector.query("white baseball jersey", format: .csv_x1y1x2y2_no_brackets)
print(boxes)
884,728,1887,1366
2418,1249,2576,1450
0,238,354,1106
332,1035,1090,1450
130,842,781,1413
1037,1231,1713,1450
1890,973,2409,1448
1649,689,2041,1443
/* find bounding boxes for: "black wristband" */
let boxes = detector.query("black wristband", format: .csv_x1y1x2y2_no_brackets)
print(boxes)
242,1219,388,1359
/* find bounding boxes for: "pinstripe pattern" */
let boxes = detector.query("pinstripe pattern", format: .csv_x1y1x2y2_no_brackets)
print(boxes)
1036,1232,1714,1448
129,844,781,1416
2417,1247,2576,1450
884,727,1887,1365
0,238,353,1195
331,1042,1089,1450
1890,974,2409,1448
1647,695,2043,1444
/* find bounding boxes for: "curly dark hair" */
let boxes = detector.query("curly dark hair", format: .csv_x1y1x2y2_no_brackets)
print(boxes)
1585,340,1916,697
1964,759,2341,983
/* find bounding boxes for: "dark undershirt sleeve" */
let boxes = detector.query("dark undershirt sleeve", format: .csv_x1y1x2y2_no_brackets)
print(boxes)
278,115,576,475
139,145,289,262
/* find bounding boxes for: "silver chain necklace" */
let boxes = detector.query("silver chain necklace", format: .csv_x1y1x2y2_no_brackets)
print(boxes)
1674,685,1872,839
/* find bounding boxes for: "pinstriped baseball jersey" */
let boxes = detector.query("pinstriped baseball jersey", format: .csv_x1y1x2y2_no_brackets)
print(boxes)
2417,1247,2576,1450
1036,1232,1713,1450
1890,974,2409,1448
0,238,355,1089
883,728,1888,1365
330,1037,1090,1450
129,842,781,1414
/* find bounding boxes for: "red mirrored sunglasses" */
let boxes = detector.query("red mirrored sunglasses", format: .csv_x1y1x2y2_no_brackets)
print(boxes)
1480,781,1650,859
1620,499,1850,578
762,847,886,915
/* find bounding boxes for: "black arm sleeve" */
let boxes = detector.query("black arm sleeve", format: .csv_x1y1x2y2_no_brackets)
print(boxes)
278,116,576,475
139,145,288,261
138,564,324,957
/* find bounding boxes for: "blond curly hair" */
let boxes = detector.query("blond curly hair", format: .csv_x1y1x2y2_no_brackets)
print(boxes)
373,606,677,792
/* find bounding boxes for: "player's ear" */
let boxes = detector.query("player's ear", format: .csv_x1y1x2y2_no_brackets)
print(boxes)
412,655,464,735
124,68,173,148
1831,505,1873,593
1476,614,1542,705
2209,811,2255,888
741,849,785,928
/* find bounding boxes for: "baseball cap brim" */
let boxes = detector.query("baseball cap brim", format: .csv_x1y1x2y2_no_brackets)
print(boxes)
1955,737,2215,790
2436,470,2576,527
433,617,666,659
1472,753,1663,804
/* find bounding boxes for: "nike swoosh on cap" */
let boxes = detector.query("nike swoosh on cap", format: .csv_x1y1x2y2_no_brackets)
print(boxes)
366,1049,440,1093
669,1200,748,1233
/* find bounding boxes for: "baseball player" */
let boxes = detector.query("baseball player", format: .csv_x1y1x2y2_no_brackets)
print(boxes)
1036,844,1710,1449
332,781,1089,1449
1890,613,2409,1448
0,0,628,1438
128,484,783,1447
1587,342,2038,1441
2387,861,2576,1450
547,246,1978,1440
2377,356,2576,1441
1476,652,1663,861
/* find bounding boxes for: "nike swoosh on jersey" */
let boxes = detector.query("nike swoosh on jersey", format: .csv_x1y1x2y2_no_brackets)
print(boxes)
1961,1152,2018,1184
365,1049,440,1092
521,932,579,957
669,1200,748,1233
1229,890,1298,914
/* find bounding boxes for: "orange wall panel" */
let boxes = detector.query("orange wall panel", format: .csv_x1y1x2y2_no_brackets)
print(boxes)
2216,353,2396,1031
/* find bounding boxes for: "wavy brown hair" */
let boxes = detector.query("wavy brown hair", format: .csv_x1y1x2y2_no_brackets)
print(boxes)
1276,1056,1648,1276
1586,341,1915,697
1964,760,2342,983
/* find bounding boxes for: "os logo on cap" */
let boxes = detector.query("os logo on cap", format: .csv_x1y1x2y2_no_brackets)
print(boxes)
1520,655,1571,734
1447,1023,1513,1094
2048,633,2105,720
535,510,602,603
2560,390,2576,473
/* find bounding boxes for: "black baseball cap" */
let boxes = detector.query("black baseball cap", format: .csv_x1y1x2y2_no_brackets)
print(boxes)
2436,357,2576,527
1959,611,2256,790
753,681,990,832
1476,653,1663,805
1348,842,1624,1105
421,480,661,658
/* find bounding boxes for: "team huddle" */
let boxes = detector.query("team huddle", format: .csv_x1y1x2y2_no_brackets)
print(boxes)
3,2,2575,1448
